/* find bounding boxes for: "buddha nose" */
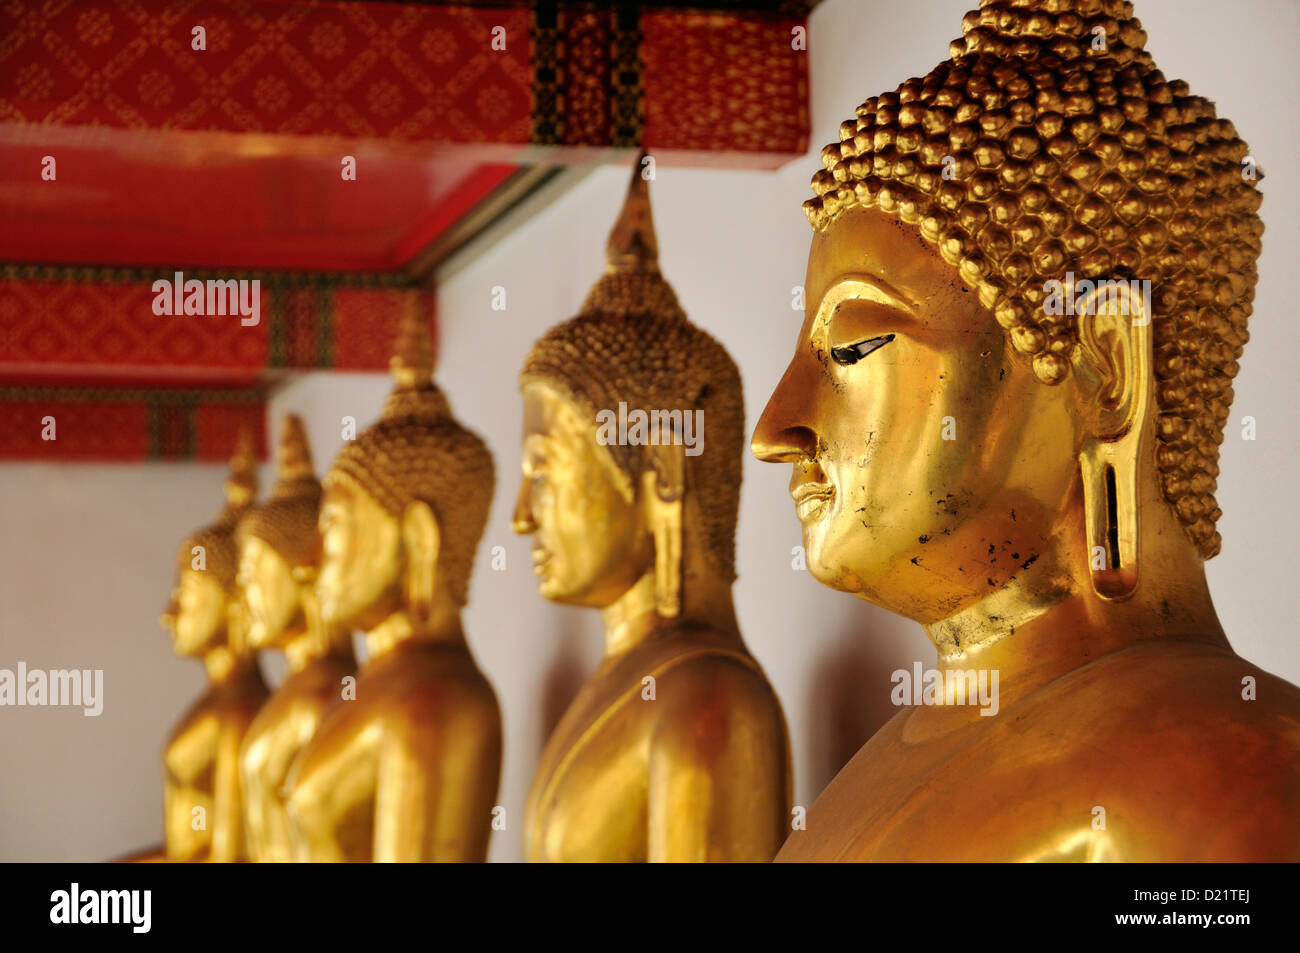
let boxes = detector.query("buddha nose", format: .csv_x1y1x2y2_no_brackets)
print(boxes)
511,479,537,535
751,359,819,464
159,595,178,631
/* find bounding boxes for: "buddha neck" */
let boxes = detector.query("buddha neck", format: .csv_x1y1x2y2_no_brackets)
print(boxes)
281,627,317,673
202,643,256,684
277,589,349,673
924,491,1230,699
600,558,741,658
363,603,465,661
601,573,659,656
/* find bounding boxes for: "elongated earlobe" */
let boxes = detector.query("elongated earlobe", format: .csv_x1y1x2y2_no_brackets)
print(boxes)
227,598,250,656
293,564,332,658
401,501,440,632
1080,447,1139,599
1074,283,1153,600
643,449,684,618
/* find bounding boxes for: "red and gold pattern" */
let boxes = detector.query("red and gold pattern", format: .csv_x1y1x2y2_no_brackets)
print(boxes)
0,1,534,145
0,270,435,379
0,271,435,461
0,383,266,462
0,1,808,461
642,11,809,162
0,1,808,163
560,9,614,148
0,276,267,374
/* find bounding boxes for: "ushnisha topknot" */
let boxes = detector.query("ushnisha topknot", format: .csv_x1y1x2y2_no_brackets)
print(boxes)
237,414,322,570
326,296,494,607
177,427,259,592
521,157,744,581
806,0,1263,559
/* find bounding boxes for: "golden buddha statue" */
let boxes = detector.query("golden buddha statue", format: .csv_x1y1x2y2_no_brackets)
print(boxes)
284,303,502,862
753,0,1300,861
514,161,792,862
159,431,270,862
236,414,355,863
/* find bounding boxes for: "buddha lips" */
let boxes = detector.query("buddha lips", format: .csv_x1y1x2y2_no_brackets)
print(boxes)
594,402,705,457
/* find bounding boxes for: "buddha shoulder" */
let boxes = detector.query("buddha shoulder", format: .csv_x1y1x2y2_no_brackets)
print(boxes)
1017,640,1300,858
1035,639,1300,747
365,646,499,729
636,633,787,758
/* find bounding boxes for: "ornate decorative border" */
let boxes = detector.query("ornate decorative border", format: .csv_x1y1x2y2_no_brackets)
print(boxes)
2,0,806,162
0,384,266,462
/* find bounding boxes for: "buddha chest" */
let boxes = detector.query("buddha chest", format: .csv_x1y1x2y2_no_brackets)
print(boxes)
778,642,1300,862
525,635,784,862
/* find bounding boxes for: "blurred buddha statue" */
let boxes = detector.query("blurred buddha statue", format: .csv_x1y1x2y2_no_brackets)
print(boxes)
285,302,502,862
514,160,792,862
236,414,355,863
753,0,1300,861
159,431,270,862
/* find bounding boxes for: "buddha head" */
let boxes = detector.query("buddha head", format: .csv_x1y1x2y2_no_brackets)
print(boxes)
513,161,744,618
752,0,1261,621
164,430,259,657
235,414,323,651
316,300,495,634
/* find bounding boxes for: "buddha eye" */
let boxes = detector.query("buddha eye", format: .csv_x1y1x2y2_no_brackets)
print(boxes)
831,333,895,366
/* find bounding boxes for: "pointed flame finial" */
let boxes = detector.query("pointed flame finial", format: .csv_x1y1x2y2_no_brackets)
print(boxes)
605,151,660,276
390,291,436,390
276,414,315,484
224,426,259,507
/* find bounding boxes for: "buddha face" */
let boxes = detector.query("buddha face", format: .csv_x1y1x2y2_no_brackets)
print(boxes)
237,535,301,649
169,567,228,656
317,480,402,630
514,381,652,608
752,205,1084,624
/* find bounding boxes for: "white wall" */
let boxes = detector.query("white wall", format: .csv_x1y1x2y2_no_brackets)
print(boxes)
2,0,1296,861
0,466,253,860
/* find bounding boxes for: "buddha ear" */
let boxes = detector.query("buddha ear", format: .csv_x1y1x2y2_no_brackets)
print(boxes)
226,596,250,656
400,501,440,628
292,564,332,657
1070,280,1154,600
643,444,684,618
1072,281,1153,437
